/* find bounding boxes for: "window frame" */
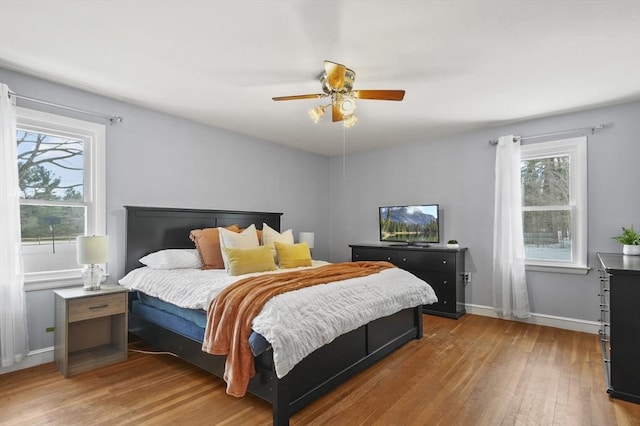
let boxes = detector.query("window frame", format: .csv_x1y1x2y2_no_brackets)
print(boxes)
16,108,106,289
520,136,588,274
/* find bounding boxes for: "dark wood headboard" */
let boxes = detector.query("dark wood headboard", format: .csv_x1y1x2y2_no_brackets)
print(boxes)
124,206,282,274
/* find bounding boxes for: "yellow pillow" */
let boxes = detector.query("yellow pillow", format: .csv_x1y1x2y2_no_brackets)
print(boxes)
274,242,312,269
222,245,276,276
219,224,260,271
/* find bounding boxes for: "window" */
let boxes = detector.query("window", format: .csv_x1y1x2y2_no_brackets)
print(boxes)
520,137,587,273
16,108,105,287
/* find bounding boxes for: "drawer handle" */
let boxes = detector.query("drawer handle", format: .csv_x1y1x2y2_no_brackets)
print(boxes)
443,280,447,285
355,254,359,259
89,304,109,310
442,260,447,264
387,257,391,261
402,258,407,262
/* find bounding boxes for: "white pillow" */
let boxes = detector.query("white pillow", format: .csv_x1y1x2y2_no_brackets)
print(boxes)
262,222,294,260
139,249,202,269
219,224,260,270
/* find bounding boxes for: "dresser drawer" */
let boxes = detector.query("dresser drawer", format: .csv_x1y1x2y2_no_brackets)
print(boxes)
397,250,455,272
415,271,455,300
68,293,126,323
352,247,397,263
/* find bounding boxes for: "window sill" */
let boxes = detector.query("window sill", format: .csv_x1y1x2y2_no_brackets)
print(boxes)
25,277,83,292
525,264,590,275
24,274,111,292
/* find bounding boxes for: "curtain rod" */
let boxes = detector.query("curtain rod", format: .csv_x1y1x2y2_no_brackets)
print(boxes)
488,124,607,145
9,92,123,125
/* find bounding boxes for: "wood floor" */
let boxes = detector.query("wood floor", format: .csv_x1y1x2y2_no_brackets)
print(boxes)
2,314,640,426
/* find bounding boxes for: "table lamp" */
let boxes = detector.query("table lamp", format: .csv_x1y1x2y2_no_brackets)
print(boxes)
298,232,315,253
77,235,108,290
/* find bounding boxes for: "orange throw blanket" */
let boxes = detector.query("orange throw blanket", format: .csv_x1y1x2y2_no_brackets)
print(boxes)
202,261,395,397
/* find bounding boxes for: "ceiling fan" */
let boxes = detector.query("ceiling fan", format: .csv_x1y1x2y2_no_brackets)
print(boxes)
272,60,405,127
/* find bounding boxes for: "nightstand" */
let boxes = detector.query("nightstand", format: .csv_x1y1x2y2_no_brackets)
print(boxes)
54,285,128,377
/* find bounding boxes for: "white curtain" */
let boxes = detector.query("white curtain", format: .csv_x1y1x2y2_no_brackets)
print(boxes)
492,135,530,319
0,83,29,367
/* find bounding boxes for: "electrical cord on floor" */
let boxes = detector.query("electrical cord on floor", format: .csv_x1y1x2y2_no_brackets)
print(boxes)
128,348,180,357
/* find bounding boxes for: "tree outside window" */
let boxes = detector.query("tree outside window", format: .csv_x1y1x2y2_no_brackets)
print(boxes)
18,130,86,271
521,154,572,261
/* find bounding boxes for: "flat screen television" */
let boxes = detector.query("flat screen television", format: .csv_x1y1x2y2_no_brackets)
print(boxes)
379,204,439,245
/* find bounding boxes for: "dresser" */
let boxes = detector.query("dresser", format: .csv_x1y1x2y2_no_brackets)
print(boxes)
597,253,640,404
350,244,467,318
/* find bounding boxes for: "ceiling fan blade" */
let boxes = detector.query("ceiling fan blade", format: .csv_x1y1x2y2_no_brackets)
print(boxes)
272,94,326,101
353,90,405,101
325,60,346,91
332,103,344,122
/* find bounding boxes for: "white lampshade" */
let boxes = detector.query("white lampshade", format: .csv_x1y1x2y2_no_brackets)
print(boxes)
298,232,315,249
77,235,109,265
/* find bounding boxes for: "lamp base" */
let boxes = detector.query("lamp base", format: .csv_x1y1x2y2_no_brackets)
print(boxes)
82,265,103,291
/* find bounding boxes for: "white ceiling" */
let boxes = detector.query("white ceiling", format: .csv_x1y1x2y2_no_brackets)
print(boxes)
1,1,639,157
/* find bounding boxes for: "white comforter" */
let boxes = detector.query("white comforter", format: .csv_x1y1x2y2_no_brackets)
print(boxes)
119,261,437,378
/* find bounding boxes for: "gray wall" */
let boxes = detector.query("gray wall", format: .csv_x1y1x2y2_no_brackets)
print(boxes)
328,101,640,322
1,68,330,352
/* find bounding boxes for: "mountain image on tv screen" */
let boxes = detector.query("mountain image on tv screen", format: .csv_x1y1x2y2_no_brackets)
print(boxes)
379,205,439,243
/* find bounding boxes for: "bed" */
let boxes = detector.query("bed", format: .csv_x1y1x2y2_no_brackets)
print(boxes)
121,205,433,425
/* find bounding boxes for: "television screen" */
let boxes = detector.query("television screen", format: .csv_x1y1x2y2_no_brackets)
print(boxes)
379,204,439,244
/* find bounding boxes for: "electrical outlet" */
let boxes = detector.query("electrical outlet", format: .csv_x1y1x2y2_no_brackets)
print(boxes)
46,326,55,333
462,272,471,283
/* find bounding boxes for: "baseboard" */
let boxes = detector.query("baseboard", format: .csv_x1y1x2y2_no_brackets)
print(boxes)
0,306,600,375
465,304,600,334
0,346,54,375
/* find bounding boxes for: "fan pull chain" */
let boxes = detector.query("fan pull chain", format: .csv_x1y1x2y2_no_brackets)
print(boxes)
342,126,347,181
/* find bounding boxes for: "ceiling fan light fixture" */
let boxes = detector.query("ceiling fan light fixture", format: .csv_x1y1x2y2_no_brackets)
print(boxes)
343,114,358,128
339,96,357,115
308,105,326,124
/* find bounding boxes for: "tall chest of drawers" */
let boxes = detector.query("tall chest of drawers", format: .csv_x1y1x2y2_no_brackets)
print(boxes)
350,244,466,318
597,253,640,404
